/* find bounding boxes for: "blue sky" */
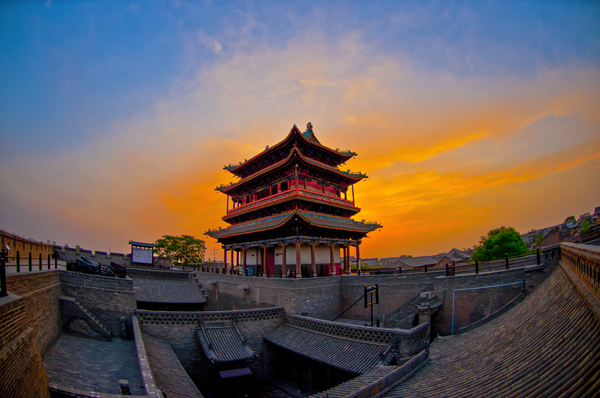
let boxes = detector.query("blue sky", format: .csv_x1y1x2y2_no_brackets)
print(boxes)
1,1,599,257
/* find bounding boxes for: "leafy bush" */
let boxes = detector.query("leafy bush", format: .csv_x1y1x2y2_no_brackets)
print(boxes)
472,226,527,262
154,235,206,266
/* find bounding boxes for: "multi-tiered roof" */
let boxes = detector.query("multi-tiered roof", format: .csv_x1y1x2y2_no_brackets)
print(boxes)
206,123,380,246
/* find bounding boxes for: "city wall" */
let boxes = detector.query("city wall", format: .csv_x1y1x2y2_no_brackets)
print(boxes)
195,272,343,320
194,260,556,335
340,271,445,323
6,271,62,355
0,270,64,398
0,295,50,398
55,246,131,267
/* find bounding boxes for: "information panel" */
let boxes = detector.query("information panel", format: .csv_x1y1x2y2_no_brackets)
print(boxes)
132,247,153,264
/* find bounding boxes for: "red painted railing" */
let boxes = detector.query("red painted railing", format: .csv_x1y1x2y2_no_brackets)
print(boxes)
226,188,357,217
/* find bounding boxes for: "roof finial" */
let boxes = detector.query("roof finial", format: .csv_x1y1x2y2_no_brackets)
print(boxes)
307,122,313,132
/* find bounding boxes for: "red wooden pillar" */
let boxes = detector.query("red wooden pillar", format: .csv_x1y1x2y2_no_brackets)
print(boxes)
295,164,299,190
263,245,267,277
356,243,361,275
223,248,227,274
330,243,335,276
282,242,287,277
311,241,316,277
345,246,350,274
295,239,302,278
231,251,234,274
242,247,246,276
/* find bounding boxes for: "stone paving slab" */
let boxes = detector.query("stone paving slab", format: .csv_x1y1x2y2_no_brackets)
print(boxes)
43,334,145,395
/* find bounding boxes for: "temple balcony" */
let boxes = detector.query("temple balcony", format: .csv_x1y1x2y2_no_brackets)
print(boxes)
225,187,358,218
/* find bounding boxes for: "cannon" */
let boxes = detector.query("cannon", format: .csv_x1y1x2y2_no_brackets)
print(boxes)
76,256,115,277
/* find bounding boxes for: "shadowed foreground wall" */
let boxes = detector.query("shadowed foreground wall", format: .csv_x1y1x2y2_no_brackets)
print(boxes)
6,271,62,355
137,307,284,389
0,270,63,398
60,271,136,336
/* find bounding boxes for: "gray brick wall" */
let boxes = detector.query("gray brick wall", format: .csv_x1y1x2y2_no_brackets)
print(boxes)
138,308,284,383
60,271,136,336
196,273,342,320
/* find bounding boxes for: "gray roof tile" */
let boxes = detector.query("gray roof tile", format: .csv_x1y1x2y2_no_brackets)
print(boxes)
196,323,255,363
264,325,388,374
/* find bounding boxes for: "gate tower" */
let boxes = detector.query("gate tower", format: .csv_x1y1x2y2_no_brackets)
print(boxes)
205,123,381,277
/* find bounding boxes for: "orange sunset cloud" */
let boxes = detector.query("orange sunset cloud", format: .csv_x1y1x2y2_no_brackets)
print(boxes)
1,11,599,260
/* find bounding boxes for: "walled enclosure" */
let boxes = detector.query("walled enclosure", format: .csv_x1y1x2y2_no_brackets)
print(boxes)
195,260,556,334
59,271,137,336
197,273,344,320
137,307,284,390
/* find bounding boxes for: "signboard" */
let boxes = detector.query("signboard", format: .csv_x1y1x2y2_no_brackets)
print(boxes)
129,240,155,267
132,247,153,264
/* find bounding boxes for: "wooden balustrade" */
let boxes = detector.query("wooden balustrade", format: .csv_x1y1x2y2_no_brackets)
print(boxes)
226,187,356,216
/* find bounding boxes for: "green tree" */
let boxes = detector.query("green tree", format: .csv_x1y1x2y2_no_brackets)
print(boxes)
581,218,590,232
535,233,543,246
472,226,527,262
154,235,206,266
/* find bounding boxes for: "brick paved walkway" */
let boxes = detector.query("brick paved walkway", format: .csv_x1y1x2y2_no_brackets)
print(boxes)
43,334,145,395
384,266,600,397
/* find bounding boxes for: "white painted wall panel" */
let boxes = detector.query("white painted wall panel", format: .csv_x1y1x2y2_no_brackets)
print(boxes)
272,243,341,265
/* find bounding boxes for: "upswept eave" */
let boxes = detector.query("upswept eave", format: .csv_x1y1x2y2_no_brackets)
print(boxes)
216,147,367,194
205,210,381,239
222,125,357,176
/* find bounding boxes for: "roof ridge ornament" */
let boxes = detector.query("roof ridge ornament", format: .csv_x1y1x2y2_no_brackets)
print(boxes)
306,122,313,132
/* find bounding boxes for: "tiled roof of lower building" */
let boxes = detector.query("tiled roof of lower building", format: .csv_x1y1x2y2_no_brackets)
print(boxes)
132,277,206,304
264,324,388,374
196,322,255,363
142,333,204,398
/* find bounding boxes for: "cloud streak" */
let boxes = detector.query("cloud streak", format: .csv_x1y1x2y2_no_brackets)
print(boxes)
1,8,599,258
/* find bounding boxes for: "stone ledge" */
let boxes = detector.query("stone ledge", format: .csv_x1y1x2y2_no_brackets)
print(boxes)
61,282,136,295
49,383,143,398
17,282,62,298
351,351,430,398
561,242,600,260
0,292,23,309
132,315,163,398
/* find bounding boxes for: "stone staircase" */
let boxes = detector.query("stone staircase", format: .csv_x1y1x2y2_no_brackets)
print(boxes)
59,296,112,341
192,274,208,299
383,266,600,397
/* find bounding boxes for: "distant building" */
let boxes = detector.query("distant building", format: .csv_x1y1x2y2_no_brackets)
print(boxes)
434,248,471,268
389,256,438,270
0,229,54,264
